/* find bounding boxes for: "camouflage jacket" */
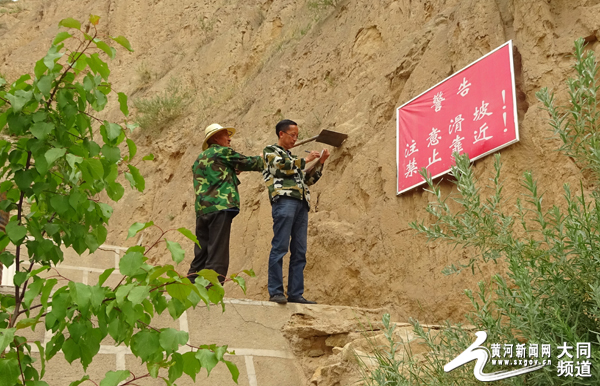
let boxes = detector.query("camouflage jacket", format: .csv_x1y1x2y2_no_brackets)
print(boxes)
193,144,264,215
262,144,323,208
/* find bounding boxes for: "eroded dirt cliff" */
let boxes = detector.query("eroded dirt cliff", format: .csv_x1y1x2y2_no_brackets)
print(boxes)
1,0,597,323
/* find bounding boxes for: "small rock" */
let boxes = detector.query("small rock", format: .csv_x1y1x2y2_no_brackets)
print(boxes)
308,349,325,357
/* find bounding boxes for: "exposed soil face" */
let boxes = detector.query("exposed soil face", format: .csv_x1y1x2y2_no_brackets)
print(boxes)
1,0,597,323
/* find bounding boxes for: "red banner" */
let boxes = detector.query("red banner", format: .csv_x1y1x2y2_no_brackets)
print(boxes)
396,41,519,194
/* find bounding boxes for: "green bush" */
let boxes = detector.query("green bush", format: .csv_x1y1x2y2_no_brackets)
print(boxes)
133,78,191,131
361,38,600,385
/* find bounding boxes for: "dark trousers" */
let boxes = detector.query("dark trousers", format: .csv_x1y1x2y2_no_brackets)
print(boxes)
188,210,237,284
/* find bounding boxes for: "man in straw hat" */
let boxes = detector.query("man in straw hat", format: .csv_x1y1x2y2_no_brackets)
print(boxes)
188,123,264,284
263,119,330,304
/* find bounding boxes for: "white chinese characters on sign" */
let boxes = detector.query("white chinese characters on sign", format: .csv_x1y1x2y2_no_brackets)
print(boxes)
450,135,465,157
427,128,441,147
448,114,464,135
405,158,418,178
427,149,441,168
405,140,419,158
457,77,471,97
474,122,493,144
431,92,445,112
473,100,493,121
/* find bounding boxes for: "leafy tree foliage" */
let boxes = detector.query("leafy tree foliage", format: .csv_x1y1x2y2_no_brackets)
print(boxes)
0,16,251,386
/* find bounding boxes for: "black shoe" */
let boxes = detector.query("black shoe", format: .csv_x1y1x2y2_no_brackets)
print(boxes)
287,296,317,304
269,294,287,304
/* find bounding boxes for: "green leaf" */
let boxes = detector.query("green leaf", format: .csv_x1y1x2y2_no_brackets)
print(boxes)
168,353,184,383
131,330,160,362
243,269,256,278
126,164,145,192
6,220,27,243
110,35,134,52
197,269,221,286
182,351,200,381
34,59,48,79
93,39,116,59
68,375,90,386
45,147,66,165
106,181,124,201
99,371,130,386
23,278,45,308
142,153,155,161
87,53,110,80
0,251,14,267
159,328,188,354
127,285,150,305
43,46,64,72
30,122,54,140
0,111,7,131
119,251,146,276
66,153,83,169
89,14,100,26
5,90,33,112
0,328,16,353
148,265,172,282
102,144,121,163
166,240,185,264
69,282,92,313
14,169,34,191
34,341,47,378
125,139,137,162
126,122,139,132
50,194,70,215
40,278,58,307
106,122,122,140
13,271,27,286
98,268,115,286
85,158,104,179
44,223,60,236
127,221,154,239
232,275,247,294
36,75,53,96
115,284,134,305
167,297,187,319
63,338,81,363
196,349,218,376
118,92,129,116
98,203,113,219
0,358,20,386
167,282,192,301
53,31,73,45
224,360,240,383
148,362,160,379
177,227,200,248
16,317,39,329
58,17,81,30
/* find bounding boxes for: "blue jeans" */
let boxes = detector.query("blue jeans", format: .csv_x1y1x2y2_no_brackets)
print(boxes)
268,197,309,299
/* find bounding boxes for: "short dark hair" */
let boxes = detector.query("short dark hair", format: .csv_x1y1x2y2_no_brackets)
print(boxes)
276,119,297,138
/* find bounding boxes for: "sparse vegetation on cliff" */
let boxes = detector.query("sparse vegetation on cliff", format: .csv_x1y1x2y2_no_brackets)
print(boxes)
133,78,191,131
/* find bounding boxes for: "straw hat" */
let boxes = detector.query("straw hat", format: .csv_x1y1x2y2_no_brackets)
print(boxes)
202,123,236,150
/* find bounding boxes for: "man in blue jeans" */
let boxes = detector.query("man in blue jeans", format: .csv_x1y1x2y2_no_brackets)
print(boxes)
262,119,330,304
